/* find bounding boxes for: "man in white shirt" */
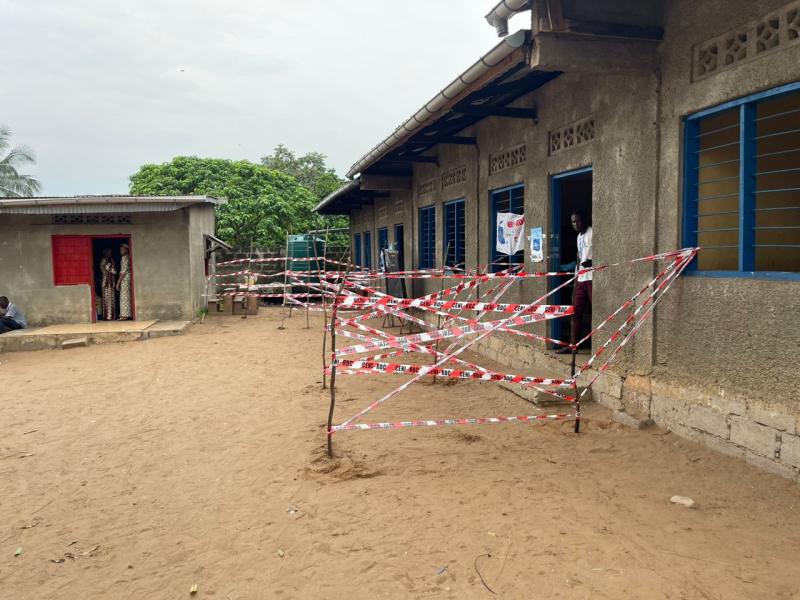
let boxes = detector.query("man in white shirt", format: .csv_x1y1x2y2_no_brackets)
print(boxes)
0,296,27,334
557,210,592,353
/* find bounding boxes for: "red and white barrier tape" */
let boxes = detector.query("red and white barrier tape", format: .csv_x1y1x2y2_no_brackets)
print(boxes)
334,308,573,357
329,247,698,434
330,412,572,433
335,296,573,316
330,359,574,388
337,272,579,428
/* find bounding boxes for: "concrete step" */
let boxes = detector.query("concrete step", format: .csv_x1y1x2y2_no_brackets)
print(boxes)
499,379,592,407
144,321,192,339
61,337,89,350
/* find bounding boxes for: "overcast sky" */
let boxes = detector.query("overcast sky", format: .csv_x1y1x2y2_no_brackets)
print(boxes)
1,0,527,196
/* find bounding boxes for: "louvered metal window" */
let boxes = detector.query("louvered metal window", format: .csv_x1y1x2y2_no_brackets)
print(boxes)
418,205,436,269
363,231,372,270
684,82,800,276
444,199,465,268
490,184,524,272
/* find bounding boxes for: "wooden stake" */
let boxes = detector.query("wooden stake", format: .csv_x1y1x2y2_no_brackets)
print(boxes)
433,241,452,384
327,259,351,458
319,228,330,389
279,229,290,329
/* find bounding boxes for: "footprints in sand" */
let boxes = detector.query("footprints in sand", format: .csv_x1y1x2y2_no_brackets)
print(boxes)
301,447,386,482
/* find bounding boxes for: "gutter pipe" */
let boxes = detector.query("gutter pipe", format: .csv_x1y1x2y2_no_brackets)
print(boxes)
485,0,533,37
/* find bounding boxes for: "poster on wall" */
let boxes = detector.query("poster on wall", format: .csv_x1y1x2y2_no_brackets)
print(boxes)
530,227,544,263
496,213,525,255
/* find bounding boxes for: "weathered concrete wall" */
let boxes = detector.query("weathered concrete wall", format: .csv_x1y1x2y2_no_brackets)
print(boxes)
639,0,800,479
188,205,216,318
343,0,800,479
352,190,413,271
0,208,210,324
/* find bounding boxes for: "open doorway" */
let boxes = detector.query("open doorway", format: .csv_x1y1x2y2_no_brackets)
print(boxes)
550,167,592,349
91,236,135,322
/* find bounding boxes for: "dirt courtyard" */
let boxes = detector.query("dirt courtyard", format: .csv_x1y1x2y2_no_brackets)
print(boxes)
1,308,799,599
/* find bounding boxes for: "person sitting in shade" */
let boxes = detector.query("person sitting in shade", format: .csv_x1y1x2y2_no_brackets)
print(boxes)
0,296,27,334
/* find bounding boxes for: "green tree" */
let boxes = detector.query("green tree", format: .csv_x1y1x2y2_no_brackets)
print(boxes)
0,125,41,197
261,145,349,238
261,144,344,201
129,156,320,250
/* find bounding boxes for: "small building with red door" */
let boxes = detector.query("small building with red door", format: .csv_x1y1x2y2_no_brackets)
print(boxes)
0,195,228,325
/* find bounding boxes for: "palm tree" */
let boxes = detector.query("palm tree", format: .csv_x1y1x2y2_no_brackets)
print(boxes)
0,125,41,197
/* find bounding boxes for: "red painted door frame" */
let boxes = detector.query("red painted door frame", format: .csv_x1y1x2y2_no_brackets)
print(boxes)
51,234,136,322
90,234,136,322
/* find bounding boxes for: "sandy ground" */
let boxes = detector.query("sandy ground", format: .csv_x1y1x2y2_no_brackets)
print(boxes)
1,307,799,599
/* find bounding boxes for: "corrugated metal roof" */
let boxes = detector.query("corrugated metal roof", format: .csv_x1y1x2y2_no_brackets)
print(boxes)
0,203,191,215
0,194,225,208
314,179,360,214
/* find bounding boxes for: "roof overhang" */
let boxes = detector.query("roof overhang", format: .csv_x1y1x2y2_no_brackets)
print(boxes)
346,29,556,179
314,178,361,215
205,233,233,253
0,195,226,215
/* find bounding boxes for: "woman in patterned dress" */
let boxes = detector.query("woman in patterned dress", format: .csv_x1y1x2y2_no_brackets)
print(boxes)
117,243,132,320
99,248,117,321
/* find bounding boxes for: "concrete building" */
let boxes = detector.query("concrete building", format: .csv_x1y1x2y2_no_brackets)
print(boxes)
0,195,228,324
317,0,800,479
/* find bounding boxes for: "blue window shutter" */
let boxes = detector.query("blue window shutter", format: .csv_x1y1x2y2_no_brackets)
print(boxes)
444,199,466,268
419,206,436,269
490,185,524,272
683,118,700,257
363,231,372,270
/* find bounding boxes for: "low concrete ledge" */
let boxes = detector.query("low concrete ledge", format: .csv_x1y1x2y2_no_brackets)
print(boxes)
143,320,192,339
0,320,191,352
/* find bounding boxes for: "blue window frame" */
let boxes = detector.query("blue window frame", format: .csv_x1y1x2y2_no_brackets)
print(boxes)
684,82,800,279
363,231,372,270
353,233,361,267
444,199,466,268
490,184,524,272
378,227,389,254
418,205,436,269
395,223,405,270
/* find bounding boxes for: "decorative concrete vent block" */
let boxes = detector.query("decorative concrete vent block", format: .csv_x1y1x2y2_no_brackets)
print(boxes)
53,214,132,225
549,117,595,156
693,0,800,81
489,144,526,175
441,166,467,189
418,179,437,196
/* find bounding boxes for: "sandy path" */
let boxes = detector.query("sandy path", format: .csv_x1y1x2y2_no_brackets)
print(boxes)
1,308,799,599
